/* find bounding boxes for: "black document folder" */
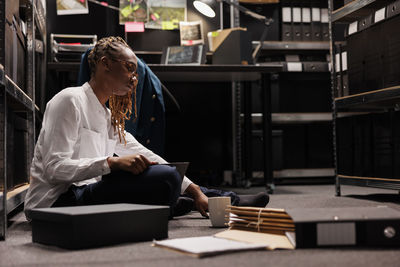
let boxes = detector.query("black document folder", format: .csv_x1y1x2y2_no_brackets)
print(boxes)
386,0,400,18
310,0,322,41
334,42,343,97
321,6,329,41
393,111,400,178
301,5,312,41
358,13,373,32
226,206,400,248
30,204,170,249
372,113,393,178
337,116,354,175
286,206,400,248
281,1,293,41
292,6,302,41
340,44,349,96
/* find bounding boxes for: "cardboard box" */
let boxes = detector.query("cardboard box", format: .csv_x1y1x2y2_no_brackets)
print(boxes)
30,204,170,249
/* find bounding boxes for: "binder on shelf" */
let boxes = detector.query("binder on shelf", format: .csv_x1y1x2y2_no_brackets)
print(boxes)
301,5,312,41
386,0,400,19
382,14,400,89
310,1,322,41
221,206,400,248
361,115,373,178
341,45,349,96
302,61,329,72
372,113,393,178
393,111,400,178
353,116,364,176
358,13,373,32
335,73,343,97
5,16,27,94
292,5,302,41
337,116,353,175
281,1,293,41
334,42,343,97
320,6,329,41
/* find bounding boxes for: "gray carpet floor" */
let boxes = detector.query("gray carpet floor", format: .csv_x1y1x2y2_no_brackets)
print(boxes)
1,184,400,267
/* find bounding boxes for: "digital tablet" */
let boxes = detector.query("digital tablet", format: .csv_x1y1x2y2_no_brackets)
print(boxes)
161,162,190,180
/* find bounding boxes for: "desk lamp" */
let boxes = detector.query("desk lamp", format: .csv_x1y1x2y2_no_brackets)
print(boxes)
193,0,273,63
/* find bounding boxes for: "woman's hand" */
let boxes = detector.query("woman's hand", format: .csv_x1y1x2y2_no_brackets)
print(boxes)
185,183,209,218
107,154,157,175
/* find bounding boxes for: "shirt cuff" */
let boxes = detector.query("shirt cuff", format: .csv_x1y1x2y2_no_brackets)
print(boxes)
102,157,111,175
181,176,193,194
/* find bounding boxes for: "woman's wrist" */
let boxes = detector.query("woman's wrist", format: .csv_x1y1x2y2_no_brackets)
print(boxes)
107,157,117,170
185,183,202,199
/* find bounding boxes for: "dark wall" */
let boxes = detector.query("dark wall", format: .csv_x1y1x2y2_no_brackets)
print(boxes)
46,1,280,51
46,0,222,51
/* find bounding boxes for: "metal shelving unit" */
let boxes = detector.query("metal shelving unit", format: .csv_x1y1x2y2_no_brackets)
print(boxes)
330,0,400,196
244,112,333,124
1,0,46,240
249,39,333,185
335,86,400,109
253,41,330,51
332,0,393,22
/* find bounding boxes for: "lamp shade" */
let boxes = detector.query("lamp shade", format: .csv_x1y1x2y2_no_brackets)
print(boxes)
193,0,217,18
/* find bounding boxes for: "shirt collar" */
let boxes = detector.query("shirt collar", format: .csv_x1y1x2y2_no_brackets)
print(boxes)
83,82,108,115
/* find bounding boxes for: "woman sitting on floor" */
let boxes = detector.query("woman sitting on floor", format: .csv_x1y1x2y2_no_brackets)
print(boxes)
24,36,268,220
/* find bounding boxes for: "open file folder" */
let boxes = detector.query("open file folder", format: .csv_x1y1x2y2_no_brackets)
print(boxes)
153,206,400,257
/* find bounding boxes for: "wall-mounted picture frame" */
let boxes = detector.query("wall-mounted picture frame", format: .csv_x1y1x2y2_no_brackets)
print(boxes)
145,0,186,30
56,0,89,15
180,21,204,46
119,0,148,25
161,45,206,65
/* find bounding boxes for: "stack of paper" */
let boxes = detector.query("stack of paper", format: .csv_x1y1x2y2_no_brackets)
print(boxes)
227,206,295,234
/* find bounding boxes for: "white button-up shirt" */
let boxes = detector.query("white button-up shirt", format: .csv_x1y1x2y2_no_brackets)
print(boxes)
24,82,192,219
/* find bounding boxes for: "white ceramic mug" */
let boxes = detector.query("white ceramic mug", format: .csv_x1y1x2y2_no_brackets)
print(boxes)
208,196,231,228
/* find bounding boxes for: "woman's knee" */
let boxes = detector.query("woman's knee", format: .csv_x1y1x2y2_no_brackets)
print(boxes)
158,165,182,189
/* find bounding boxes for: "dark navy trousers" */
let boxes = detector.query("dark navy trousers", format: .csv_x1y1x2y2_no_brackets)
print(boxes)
52,164,240,215
52,165,182,216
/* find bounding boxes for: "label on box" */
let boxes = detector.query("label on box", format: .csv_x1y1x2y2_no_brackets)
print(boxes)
282,7,292,22
348,21,358,35
375,7,386,23
341,52,348,72
317,222,356,246
287,62,302,72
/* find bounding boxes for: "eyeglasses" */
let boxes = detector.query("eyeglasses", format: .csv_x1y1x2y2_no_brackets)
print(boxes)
111,58,137,74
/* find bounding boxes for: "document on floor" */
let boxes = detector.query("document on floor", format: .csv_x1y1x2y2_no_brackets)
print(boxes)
152,236,266,257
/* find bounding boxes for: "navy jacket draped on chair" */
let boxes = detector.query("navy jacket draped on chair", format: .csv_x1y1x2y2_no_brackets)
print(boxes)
77,49,166,156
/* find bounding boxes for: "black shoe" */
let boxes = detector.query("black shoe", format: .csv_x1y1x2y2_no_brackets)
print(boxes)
238,192,269,207
173,197,195,217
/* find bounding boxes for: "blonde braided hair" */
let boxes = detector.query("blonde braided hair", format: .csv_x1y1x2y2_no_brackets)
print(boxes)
87,36,138,144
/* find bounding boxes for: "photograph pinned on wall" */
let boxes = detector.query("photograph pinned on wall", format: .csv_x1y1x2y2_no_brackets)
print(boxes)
179,21,204,46
145,0,186,30
119,0,148,24
56,0,89,15
161,45,206,65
